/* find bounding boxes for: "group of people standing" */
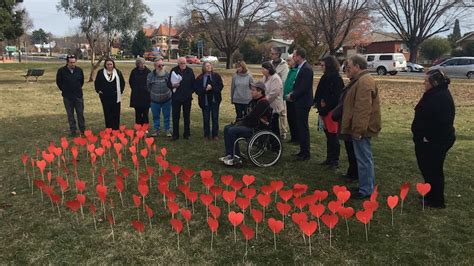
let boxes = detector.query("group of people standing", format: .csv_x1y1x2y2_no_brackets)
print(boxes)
56,48,455,209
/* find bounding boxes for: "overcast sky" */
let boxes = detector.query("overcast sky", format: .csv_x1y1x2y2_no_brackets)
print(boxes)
23,0,183,36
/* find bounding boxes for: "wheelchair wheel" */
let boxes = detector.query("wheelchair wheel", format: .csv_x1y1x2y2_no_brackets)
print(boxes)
247,130,282,167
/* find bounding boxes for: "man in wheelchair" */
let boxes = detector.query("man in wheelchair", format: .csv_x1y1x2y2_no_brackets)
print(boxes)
220,81,272,166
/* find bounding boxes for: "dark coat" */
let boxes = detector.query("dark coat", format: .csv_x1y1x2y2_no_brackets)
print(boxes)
194,72,224,108
313,72,344,116
237,96,272,128
412,86,456,144
167,66,195,102
129,66,151,108
56,65,84,99
290,61,314,109
94,69,126,104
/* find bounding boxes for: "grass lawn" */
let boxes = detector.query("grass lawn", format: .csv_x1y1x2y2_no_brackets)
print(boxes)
0,62,473,264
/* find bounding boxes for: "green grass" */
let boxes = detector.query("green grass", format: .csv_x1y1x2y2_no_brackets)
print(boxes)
0,62,473,264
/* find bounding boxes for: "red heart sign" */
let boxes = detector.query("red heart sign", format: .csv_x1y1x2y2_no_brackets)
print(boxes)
240,224,255,240
36,160,46,174
338,206,355,219
387,195,399,210
145,204,154,218
260,185,273,195
180,208,192,221
75,179,86,193
356,210,371,225
66,200,81,212
291,212,308,225
207,217,219,232
257,194,272,208
278,189,293,202
145,137,154,148
276,202,291,216
328,200,342,214
337,191,351,204
76,194,86,205
230,180,243,191
236,197,250,210
300,220,317,237
209,205,221,219
309,204,325,218
416,182,431,196
170,218,183,233
200,193,213,206
228,211,244,227
270,180,284,192
187,191,198,203
242,175,255,187
363,200,379,213
267,218,284,234
220,175,233,186
200,170,213,180
167,201,180,215
222,190,236,205
400,182,410,200
115,175,124,193
313,190,328,202
251,209,263,223
96,184,107,203
210,186,223,197
293,184,308,197
201,177,214,189
132,194,141,208
332,185,347,196
242,187,257,199
138,184,149,198
131,220,145,233
140,148,148,158
170,165,181,176
321,214,339,229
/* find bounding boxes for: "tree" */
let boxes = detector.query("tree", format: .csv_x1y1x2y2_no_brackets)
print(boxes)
131,30,151,57
120,33,133,56
186,0,277,69
420,37,451,60
239,38,262,64
58,0,152,81
31,28,48,44
377,0,464,63
0,0,25,42
448,19,461,48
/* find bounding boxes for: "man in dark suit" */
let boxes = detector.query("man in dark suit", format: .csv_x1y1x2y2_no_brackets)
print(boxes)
288,47,313,161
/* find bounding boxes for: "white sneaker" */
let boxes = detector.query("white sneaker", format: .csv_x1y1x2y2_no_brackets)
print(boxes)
219,155,232,162
166,131,172,137
224,157,235,166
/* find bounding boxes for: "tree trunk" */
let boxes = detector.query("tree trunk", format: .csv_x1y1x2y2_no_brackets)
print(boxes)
225,50,233,69
409,44,419,63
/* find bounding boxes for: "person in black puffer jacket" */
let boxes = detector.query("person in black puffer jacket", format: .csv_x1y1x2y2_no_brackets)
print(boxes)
129,57,151,126
314,56,344,169
411,69,456,209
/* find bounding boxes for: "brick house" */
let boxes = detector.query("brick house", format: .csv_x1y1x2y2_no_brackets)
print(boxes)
343,32,410,60
143,24,179,56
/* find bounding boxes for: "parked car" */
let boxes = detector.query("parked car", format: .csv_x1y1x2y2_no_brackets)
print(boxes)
144,51,162,61
57,54,68,60
429,57,474,79
185,55,201,64
364,53,407,75
201,56,219,63
432,56,452,66
405,62,425,72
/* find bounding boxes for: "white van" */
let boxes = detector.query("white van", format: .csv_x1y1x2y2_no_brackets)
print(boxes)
364,53,407,75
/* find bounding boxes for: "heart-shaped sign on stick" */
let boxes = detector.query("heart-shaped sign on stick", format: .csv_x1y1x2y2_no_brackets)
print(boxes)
400,182,410,214
207,217,219,250
299,220,317,255
228,211,244,242
387,195,399,226
240,224,255,255
338,206,355,235
180,208,192,236
416,182,431,211
170,218,183,250
251,209,263,239
267,218,284,250
321,214,339,247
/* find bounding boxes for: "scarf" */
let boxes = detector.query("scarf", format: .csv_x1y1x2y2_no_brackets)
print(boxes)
103,68,121,103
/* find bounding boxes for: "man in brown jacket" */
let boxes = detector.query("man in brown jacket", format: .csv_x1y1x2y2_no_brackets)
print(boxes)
342,55,381,199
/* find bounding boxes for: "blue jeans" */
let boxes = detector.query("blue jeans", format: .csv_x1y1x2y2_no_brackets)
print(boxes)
353,137,375,196
151,100,171,133
202,102,220,137
224,124,253,156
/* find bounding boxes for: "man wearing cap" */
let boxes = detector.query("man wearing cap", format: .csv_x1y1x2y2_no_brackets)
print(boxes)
56,54,85,137
220,81,272,166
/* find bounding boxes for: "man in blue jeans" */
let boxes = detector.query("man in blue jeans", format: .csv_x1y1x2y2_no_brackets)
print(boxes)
341,55,382,199
220,82,272,166
147,58,172,137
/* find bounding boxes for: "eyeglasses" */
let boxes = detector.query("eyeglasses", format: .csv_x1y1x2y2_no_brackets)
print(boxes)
157,64,163,67
178,63,186,65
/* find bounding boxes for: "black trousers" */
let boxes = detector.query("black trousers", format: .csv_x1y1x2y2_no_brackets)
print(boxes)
295,106,311,157
415,140,454,207
324,129,340,164
134,107,149,125
234,103,247,120
101,101,121,130
202,102,220,138
63,97,85,133
270,113,280,137
344,140,358,179
172,100,192,138
286,101,299,142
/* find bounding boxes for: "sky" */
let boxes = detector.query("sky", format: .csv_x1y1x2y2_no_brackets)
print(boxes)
22,0,183,36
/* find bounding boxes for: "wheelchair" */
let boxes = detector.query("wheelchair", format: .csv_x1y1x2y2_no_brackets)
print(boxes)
231,117,282,168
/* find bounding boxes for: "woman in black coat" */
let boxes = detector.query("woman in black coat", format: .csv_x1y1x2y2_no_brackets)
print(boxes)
129,58,151,125
94,58,125,130
195,62,224,140
412,69,455,209
314,56,344,169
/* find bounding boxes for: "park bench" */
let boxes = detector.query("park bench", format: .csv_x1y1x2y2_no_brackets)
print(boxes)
23,69,45,82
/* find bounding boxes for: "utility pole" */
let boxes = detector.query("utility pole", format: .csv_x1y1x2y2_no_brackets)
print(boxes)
168,16,172,62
